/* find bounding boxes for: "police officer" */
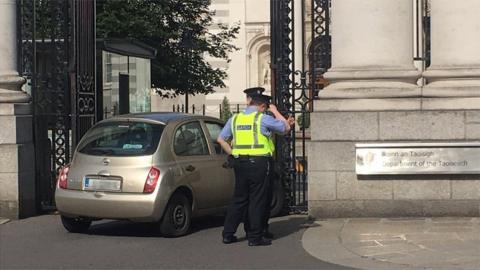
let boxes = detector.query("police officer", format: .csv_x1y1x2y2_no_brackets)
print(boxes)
218,92,293,246
243,87,276,239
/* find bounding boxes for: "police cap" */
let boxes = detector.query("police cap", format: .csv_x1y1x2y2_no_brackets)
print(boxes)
251,94,271,105
243,87,265,97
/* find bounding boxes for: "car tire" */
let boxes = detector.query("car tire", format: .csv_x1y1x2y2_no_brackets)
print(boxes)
159,193,192,237
269,177,285,217
60,215,91,233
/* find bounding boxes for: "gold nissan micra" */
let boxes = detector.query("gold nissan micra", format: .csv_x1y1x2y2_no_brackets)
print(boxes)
55,113,235,237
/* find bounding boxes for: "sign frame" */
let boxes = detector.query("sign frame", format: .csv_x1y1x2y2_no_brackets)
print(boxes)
356,142,480,175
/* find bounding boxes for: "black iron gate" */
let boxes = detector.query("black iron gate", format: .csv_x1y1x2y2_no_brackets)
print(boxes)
19,0,96,211
271,0,331,212
71,0,97,151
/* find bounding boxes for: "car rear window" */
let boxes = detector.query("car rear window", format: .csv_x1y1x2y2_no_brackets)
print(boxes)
77,121,164,156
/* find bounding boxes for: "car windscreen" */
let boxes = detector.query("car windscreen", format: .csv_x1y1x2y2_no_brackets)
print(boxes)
77,121,164,156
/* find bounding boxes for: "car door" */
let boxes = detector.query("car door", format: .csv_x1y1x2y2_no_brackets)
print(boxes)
202,120,235,207
173,120,219,210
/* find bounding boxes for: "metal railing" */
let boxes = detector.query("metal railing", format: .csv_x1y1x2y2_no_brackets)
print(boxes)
172,103,248,117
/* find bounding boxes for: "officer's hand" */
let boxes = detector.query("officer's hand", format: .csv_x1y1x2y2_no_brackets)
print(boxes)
269,104,278,112
222,154,235,168
287,115,295,126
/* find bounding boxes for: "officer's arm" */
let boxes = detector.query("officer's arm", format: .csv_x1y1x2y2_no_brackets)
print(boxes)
217,118,233,155
268,104,292,133
217,137,233,155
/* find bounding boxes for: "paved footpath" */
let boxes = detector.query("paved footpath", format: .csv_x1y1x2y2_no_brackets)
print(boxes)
302,217,480,270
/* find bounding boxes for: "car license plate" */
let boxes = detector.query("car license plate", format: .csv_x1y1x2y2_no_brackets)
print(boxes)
83,177,122,192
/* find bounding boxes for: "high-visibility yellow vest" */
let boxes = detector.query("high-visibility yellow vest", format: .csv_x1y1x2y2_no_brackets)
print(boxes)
267,137,275,155
231,112,271,156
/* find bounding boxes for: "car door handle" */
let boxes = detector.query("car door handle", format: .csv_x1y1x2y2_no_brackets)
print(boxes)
185,165,196,172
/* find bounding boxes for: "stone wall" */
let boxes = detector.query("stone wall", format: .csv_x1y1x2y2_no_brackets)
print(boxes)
0,103,35,219
308,107,480,217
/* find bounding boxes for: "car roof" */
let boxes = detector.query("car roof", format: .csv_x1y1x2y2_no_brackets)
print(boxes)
105,112,222,124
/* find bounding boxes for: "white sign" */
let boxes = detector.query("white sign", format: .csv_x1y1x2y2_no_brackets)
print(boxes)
356,143,480,175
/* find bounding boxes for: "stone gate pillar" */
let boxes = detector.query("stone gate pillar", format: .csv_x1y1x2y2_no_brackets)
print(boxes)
0,0,35,219
320,0,420,102
423,0,480,104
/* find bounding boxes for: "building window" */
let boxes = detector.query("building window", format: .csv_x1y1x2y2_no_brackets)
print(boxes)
105,52,112,83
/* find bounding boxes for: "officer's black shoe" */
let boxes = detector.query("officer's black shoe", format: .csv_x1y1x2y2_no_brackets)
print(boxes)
222,235,238,244
264,231,274,239
248,238,272,246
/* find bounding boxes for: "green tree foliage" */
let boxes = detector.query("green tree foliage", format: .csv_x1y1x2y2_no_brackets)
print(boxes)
97,0,239,97
220,96,232,122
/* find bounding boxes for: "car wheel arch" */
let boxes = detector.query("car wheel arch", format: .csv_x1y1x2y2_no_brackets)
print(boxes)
171,186,194,211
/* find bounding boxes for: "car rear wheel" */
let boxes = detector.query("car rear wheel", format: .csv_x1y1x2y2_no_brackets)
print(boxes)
60,215,91,233
159,193,192,237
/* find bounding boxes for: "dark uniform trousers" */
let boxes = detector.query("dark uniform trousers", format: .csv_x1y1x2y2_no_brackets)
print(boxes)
264,157,275,230
223,155,270,241
242,157,274,235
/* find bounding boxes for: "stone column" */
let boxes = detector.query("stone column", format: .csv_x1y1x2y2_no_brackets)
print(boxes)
423,0,480,98
0,0,30,103
319,0,421,99
0,0,35,219
294,0,303,73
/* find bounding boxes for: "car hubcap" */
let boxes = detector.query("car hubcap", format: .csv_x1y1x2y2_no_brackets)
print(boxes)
173,205,186,229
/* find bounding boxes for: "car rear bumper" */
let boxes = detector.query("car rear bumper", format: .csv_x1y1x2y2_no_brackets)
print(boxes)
55,188,168,222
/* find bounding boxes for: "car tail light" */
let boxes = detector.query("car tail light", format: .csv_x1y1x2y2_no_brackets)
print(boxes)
57,164,70,189
143,167,160,193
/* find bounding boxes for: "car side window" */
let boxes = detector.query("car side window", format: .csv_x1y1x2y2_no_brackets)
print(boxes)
174,121,209,156
205,121,225,155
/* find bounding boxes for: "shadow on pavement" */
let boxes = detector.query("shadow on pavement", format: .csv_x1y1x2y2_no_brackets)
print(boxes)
88,220,159,237
86,215,226,237
189,215,225,233
269,216,319,240
84,215,318,239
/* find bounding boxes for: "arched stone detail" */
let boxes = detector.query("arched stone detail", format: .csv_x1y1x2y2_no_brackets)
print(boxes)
246,34,271,94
